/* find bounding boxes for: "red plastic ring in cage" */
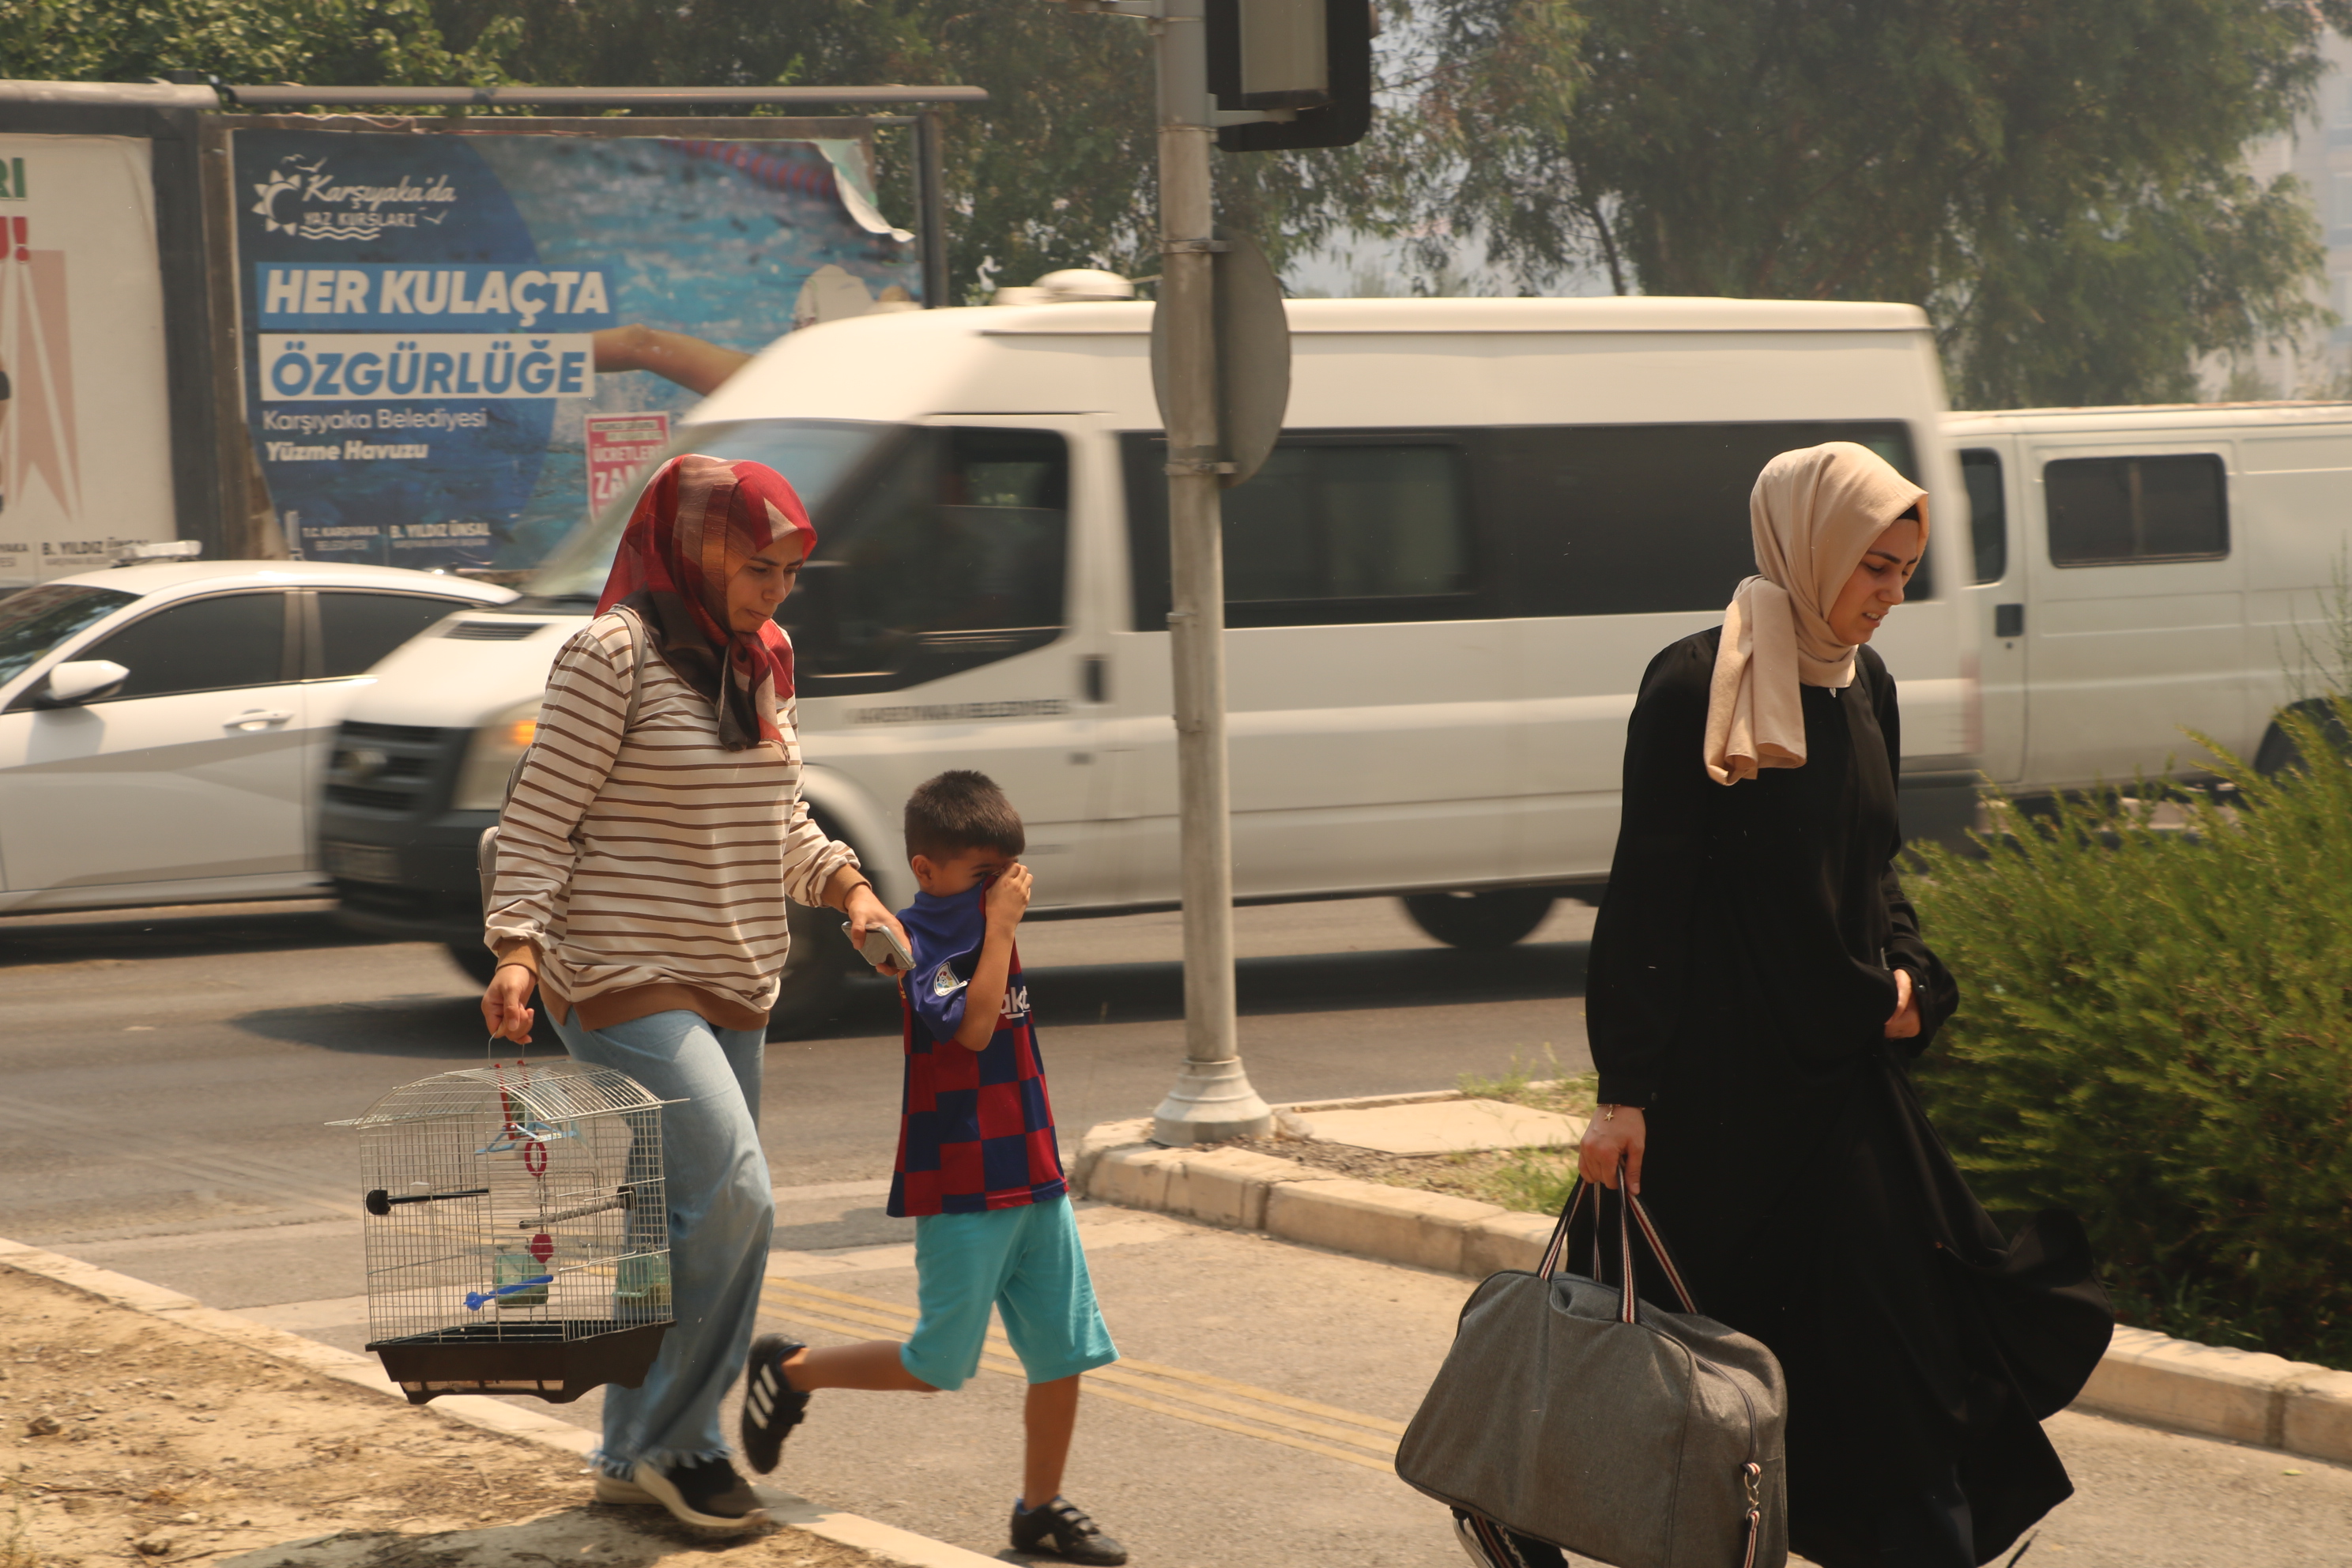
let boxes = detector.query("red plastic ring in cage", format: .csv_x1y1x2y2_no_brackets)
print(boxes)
525,1140,548,1176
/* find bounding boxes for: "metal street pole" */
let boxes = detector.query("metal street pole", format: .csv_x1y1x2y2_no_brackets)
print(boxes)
1148,0,1273,1145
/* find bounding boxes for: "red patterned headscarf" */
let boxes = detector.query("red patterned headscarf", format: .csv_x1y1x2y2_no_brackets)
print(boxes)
596,454,816,751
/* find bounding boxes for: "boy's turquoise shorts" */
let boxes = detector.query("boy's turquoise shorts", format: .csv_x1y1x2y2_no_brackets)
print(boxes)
899,1195,1118,1392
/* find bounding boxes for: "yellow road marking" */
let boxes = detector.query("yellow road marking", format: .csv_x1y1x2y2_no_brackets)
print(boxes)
760,1285,1399,1454
756,1279,1402,1472
771,1276,1408,1436
1076,1385,1393,1472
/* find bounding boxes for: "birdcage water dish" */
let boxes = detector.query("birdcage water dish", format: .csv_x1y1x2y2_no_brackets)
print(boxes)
334,1060,677,1405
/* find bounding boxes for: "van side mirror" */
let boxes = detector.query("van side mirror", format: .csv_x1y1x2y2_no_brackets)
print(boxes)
37,659,130,707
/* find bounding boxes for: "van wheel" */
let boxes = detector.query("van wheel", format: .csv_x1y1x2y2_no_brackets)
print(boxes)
1402,890,1556,949
445,941,499,986
2256,697,2352,779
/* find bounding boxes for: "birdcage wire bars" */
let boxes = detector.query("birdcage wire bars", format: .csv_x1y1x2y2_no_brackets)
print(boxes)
332,1060,677,1404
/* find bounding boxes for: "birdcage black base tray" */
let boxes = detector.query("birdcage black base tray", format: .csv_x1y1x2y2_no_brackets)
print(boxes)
368,1321,670,1405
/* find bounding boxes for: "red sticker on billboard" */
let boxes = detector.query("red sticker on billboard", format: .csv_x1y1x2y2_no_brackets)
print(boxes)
586,413,672,517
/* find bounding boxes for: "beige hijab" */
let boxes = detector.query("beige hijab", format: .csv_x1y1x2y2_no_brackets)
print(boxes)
1703,442,1928,786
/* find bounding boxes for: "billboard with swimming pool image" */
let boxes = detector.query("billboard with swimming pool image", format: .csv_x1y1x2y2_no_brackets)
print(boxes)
235,126,918,574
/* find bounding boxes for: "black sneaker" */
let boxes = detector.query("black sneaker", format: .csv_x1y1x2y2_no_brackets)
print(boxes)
1011,1497,1129,1565
631,1456,768,1536
738,1334,811,1475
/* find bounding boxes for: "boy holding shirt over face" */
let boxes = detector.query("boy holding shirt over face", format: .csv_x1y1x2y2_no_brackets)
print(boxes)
737,771,1126,1566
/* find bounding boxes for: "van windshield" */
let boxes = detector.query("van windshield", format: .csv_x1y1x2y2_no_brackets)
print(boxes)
525,420,894,602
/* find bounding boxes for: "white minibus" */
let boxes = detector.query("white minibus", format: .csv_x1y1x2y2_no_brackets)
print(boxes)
320,296,1979,1024
1951,402,2352,793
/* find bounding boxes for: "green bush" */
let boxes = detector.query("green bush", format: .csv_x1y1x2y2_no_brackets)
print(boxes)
1907,703,2352,1369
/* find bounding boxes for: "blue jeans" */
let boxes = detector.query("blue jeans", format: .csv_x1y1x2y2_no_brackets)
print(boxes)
549,1008,773,1477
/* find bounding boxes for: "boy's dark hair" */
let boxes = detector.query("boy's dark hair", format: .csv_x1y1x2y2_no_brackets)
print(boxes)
904,770,1026,862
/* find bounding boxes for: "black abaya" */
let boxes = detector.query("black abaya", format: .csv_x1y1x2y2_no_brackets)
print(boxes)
1584,629,2112,1568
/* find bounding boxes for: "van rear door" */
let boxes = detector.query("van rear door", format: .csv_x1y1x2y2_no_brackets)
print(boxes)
1958,440,2028,783
2234,428,2352,741
2022,442,2244,790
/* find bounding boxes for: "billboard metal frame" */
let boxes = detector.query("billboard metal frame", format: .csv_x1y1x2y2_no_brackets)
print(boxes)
0,80,983,562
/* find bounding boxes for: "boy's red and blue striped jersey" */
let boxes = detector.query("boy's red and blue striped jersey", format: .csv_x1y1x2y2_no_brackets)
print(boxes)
888,884,1067,1218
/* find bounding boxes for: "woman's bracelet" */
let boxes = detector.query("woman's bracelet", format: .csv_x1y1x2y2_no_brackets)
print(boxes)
832,875,874,911
493,960,535,979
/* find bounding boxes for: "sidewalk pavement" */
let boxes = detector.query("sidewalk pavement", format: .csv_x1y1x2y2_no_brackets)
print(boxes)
0,1236,999,1568
1071,1087,2352,1469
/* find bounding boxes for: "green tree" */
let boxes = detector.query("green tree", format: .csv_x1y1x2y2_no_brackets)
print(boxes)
1403,0,2347,408
1,0,515,90
416,0,1174,299
415,0,1396,300
2,0,1395,303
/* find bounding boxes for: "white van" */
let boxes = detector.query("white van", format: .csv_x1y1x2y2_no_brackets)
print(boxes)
320,296,1978,1021
1950,402,2352,793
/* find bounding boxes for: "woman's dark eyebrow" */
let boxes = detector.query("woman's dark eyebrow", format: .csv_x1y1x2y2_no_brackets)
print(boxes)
1865,548,1923,567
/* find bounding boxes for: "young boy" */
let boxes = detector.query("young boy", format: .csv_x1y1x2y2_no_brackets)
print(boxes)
737,770,1126,1566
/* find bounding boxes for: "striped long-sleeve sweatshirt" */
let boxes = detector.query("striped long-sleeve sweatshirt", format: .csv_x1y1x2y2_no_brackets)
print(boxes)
485,609,859,1030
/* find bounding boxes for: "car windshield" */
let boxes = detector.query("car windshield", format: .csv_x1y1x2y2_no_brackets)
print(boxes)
526,420,895,601
0,582,138,689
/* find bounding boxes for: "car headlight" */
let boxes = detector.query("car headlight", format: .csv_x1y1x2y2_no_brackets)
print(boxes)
451,698,544,811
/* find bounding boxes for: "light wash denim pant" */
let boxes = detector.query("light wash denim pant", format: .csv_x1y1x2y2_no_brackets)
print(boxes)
549,1008,773,1477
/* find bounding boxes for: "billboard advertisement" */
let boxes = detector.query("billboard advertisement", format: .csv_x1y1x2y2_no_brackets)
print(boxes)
0,134,179,586
232,127,919,573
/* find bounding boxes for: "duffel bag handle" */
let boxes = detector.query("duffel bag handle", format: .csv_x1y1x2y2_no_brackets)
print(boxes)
1537,1167,1702,1323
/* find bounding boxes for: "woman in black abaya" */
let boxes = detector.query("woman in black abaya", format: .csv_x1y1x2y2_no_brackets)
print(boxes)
1579,443,2112,1568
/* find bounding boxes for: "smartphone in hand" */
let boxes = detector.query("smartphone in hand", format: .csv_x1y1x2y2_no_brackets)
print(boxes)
844,918,914,971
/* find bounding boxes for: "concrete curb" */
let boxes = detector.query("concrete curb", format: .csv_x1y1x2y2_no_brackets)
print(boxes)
0,1235,1001,1568
1070,1113,2352,1468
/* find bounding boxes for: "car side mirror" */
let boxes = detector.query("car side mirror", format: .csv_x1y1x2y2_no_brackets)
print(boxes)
37,659,130,707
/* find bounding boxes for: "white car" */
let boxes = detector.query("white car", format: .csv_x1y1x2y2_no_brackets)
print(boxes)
0,560,512,916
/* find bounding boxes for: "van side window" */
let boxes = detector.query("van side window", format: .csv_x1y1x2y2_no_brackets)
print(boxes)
783,427,1070,695
1960,450,2007,583
2045,454,2229,566
1121,436,1479,628
1485,420,1926,616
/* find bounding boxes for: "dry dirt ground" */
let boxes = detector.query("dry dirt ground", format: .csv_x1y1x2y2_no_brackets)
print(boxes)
1215,1131,1578,1213
0,1267,880,1568
1213,1077,1594,1216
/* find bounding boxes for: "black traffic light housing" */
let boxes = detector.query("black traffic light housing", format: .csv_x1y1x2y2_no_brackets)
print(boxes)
1206,0,1374,152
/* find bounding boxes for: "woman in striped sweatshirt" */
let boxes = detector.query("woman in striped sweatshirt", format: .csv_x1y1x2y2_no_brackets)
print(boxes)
479,453,907,1535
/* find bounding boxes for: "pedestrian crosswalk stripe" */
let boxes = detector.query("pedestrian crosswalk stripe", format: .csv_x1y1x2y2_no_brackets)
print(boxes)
757,1278,1403,1472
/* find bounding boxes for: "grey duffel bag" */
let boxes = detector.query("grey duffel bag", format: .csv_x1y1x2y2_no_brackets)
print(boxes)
1395,1178,1788,1568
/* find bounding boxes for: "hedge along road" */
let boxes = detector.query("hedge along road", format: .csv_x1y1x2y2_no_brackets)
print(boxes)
4,896,2350,1565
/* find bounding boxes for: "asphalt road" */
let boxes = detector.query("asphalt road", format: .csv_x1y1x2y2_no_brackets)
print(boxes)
0,892,1595,1246
2,895,2347,1566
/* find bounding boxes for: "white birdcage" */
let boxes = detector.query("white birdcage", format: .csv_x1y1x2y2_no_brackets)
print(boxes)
332,1059,676,1405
